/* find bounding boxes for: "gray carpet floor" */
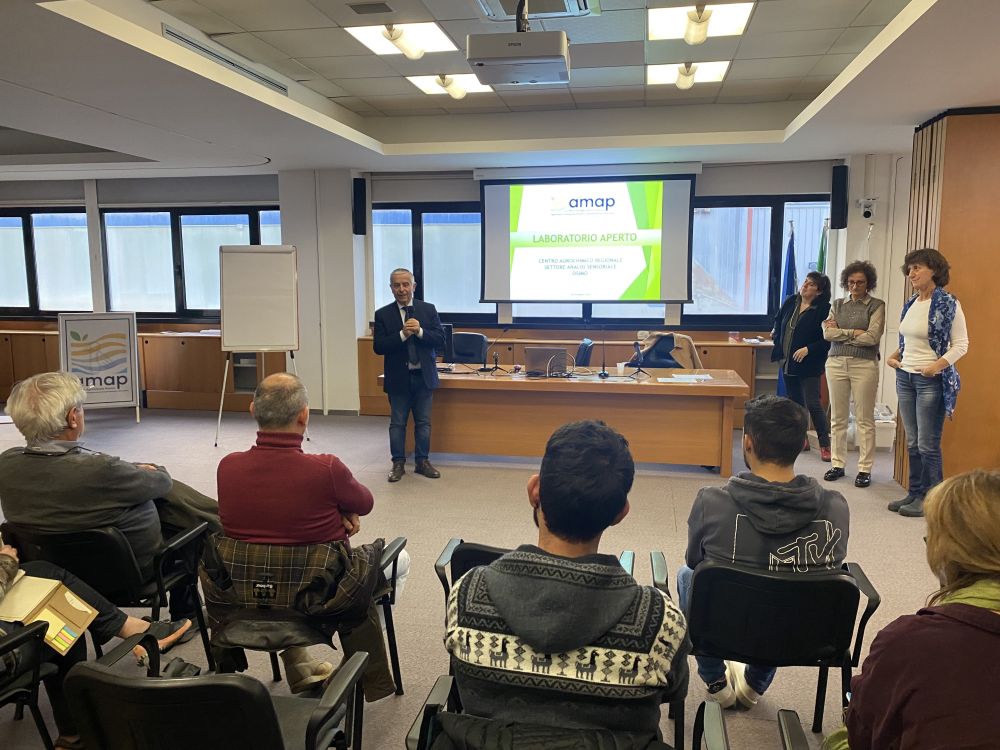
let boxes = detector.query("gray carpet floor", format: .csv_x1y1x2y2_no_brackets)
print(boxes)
0,409,935,750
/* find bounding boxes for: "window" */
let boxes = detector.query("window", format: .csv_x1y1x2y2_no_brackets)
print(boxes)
422,212,492,315
783,201,831,280
686,205,772,317
372,209,414,311
101,206,278,318
512,303,583,321
180,213,251,310
0,216,29,308
105,212,175,313
592,302,666,320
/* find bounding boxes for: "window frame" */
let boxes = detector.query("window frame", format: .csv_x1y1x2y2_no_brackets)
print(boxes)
99,205,276,322
0,206,90,318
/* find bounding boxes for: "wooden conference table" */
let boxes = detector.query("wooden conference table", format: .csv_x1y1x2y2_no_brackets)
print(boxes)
390,368,749,476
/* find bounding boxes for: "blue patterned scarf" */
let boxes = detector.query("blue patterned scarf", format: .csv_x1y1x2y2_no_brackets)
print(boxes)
899,287,961,417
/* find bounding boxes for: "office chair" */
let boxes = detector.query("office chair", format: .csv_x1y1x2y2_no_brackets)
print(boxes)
450,332,488,365
575,337,595,367
651,555,880,733
1,521,214,670
65,634,369,750
0,621,55,750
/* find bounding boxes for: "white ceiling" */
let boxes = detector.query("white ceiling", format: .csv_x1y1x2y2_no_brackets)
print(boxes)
0,0,998,177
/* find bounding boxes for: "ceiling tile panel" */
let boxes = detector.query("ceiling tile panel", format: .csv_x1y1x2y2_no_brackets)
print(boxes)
300,78,352,97
829,25,881,55
363,94,450,113
600,0,647,9
380,50,473,75
852,0,911,26
719,78,798,104
644,37,740,65
150,0,242,34
254,28,365,57
809,53,854,77
419,0,484,21
334,76,421,95
300,55,400,77
196,0,338,31
308,0,436,26
645,82,721,103
728,55,820,80
789,75,835,97
572,85,646,107
541,10,646,44
210,32,291,63
439,19,518,50
496,87,575,109
441,93,510,113
330,96,382,114
571,41,644,68
266,58,325,80
568,66,644,87
735,28,841,59
746,0,869,34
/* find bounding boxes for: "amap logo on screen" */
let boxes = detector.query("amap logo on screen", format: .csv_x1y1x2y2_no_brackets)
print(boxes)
549,194,617,214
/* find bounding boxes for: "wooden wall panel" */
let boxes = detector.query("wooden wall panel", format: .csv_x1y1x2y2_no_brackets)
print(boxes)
0,334,14,401
10,333,59,382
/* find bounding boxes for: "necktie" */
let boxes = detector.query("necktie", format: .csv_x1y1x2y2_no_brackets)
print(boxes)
405,306,419,365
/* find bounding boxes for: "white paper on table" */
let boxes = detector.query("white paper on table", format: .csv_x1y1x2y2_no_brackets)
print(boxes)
658,374,713,383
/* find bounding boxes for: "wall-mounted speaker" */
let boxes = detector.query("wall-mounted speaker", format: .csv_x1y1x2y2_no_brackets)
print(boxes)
830,165,849,229
352,177,366,235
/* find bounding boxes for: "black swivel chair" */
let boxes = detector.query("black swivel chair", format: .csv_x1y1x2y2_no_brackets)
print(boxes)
0,621,55,750
406,676,729,750
630,334,683,368
450,332,488,365
65,633,369,750
575,338,595,367
651,555,880,734
1,521,215,670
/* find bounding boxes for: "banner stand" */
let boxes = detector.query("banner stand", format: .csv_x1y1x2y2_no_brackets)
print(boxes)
58,313,141,422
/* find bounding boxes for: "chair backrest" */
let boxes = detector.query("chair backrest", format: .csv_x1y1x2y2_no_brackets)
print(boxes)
646,334,682,368
65,662,286,750
575,338,594,366
688,560,861,667
1,521,146,601
451,332,488,364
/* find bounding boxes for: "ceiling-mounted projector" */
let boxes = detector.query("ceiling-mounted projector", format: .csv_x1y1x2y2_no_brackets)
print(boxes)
466,30,570,85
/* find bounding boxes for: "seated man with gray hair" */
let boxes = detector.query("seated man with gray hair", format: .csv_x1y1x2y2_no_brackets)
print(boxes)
217,372,409,695
0,371,220,624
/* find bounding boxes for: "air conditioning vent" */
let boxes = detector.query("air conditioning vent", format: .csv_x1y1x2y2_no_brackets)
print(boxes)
476,0,596,21
162,25,289,95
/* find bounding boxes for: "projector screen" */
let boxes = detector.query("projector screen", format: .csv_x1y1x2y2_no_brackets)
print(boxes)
481,176,694,303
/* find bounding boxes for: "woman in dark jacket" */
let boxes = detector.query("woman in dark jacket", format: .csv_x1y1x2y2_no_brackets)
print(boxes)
771,271,832,460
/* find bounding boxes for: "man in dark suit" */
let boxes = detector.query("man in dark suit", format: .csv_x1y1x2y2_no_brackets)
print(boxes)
373,268,446,482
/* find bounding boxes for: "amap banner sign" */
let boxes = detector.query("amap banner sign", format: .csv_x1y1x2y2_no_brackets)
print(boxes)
58,313,140,410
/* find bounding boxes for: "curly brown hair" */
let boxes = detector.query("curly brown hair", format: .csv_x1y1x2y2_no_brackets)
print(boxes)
902,248,951,287
840,260,878,292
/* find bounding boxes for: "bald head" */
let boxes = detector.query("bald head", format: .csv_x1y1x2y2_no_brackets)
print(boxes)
251,373,309,431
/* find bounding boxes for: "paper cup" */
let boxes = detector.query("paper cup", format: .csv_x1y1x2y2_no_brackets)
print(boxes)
616,362,627,376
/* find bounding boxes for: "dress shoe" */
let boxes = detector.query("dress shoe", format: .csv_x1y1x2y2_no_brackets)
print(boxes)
387,461,405,483
899,496,926,517
888,495,918,512
824,467,845,482
415,460,441,478
854,472,872,488
819,447,832,462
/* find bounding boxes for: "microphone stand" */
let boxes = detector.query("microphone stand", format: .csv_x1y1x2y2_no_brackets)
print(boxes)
629,340,650,380
481,327,511,374
598,325,609,379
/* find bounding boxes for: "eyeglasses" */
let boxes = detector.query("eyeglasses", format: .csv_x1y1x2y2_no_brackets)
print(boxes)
847,280,867,287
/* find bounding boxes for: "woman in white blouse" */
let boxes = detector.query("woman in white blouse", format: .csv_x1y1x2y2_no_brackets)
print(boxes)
886,248,969,518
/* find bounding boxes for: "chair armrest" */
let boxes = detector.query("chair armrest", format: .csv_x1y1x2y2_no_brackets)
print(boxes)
406,675,454,750
777,709,810,749
152,522,210,599
650,551,669,595
618,550,635,576
845,561,881,665
307,651,369,750
379,536,407,605
434,538,463,600
96,633,160,677
0,620,48,689
698,700,730,750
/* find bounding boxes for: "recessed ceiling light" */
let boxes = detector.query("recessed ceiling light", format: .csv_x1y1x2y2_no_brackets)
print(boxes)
648,3,754,42
407,74,493,96
346,22,457,57
646,60,729,86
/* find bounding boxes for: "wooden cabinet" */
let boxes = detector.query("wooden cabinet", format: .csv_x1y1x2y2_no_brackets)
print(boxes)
0,334,14,401
10,332,60,382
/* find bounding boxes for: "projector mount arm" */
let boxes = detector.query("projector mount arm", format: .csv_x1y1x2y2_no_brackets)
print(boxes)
516,0,530,32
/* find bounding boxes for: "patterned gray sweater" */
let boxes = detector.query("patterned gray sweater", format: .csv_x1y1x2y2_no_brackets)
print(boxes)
445,546,688,734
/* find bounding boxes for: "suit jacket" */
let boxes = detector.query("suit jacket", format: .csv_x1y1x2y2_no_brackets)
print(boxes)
771,294,831,378
373,298,446,394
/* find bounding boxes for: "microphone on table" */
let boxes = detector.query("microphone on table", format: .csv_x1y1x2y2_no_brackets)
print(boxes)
481,327,511,374
599,325,609,378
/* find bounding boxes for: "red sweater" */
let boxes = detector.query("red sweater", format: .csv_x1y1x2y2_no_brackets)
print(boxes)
217,432,374,545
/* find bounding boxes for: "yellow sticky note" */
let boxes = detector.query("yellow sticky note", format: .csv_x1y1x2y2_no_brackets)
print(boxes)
38,608,67,639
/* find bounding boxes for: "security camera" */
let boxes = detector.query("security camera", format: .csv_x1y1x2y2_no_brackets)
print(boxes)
859,199,876,220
